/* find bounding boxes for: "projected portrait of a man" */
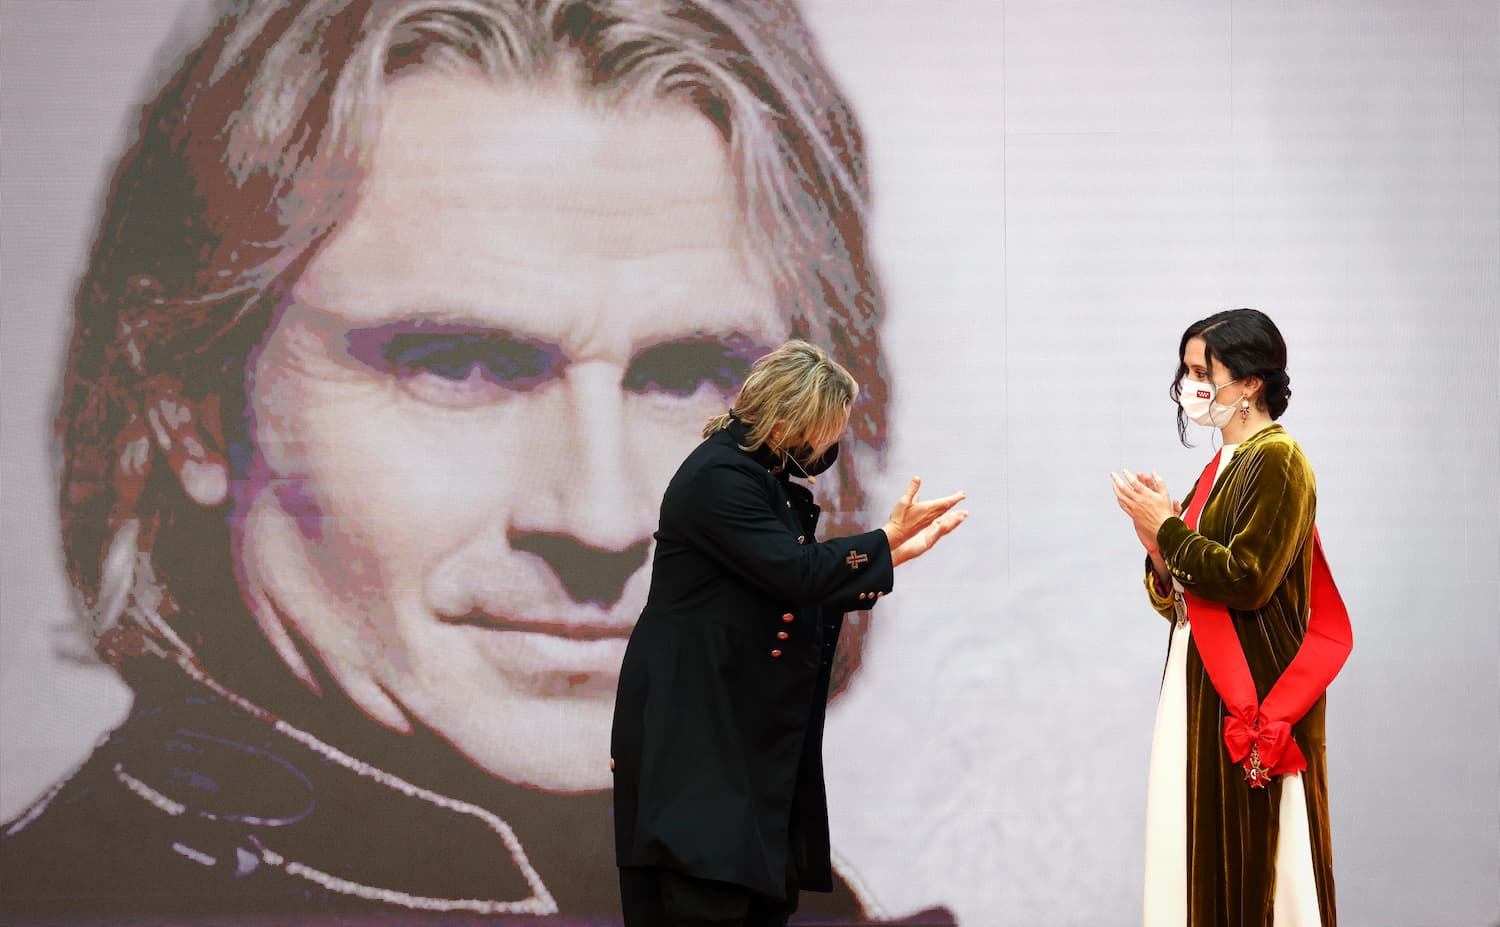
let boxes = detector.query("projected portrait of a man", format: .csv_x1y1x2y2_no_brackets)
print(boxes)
0,1,914,923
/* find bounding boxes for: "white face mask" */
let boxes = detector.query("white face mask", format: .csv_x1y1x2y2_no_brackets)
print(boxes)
1179,376,1240,427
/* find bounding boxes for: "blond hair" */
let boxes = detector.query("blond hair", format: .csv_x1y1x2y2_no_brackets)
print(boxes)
704,341,857,456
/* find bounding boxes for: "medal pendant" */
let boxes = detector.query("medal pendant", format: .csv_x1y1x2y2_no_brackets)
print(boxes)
1242,742,1271,789
1172,591,1188,628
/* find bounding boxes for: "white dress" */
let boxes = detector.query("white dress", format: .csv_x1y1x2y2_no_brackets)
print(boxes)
1142,446,1321,927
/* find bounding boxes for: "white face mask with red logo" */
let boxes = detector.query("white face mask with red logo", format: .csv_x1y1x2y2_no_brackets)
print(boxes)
1179,376,1240,427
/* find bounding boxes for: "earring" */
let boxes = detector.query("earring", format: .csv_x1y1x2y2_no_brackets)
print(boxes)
1240,398,1251,423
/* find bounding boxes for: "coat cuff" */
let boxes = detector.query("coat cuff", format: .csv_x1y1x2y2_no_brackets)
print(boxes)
1155,516,1196,579
843,528,893,606
1143,557,1174,612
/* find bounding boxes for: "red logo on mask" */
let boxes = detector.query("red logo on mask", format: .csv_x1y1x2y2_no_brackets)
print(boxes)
1195,389,1211,399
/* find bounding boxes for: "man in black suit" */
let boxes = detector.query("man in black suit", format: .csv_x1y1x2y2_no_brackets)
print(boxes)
613,341,967,926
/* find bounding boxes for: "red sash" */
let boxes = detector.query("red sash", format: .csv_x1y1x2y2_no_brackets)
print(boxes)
1180,450,1353,788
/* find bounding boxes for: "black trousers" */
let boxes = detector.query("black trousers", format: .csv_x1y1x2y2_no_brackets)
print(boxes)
619,866,800,927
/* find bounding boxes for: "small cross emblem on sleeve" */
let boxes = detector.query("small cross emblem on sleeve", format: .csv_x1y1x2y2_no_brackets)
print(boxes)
846,550,869,570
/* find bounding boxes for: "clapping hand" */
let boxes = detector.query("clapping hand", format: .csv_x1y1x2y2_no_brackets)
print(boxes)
881,477,968,567
1109,469,1180,553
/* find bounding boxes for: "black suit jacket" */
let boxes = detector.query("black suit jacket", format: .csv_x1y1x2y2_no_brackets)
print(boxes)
611,422,894,900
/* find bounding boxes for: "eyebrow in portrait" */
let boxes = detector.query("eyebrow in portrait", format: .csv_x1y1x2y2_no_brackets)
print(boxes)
338,317,771,401
343,319,566,396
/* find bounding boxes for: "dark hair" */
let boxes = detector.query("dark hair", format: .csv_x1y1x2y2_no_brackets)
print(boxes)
1169,308,1292,445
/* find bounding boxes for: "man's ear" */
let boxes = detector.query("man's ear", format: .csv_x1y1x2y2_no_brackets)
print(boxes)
144,383,229,508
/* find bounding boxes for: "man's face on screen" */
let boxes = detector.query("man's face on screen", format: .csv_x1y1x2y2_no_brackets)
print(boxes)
231,73,787,791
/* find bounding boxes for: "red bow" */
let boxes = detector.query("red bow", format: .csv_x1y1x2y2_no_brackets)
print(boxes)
1222,716,1305,787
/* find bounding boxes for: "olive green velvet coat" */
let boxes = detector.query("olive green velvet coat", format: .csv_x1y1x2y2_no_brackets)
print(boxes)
1144,425,1336,927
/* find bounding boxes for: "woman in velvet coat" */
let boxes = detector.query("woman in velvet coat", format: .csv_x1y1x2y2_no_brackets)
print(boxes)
1112,309,1350,927
612,340,967,927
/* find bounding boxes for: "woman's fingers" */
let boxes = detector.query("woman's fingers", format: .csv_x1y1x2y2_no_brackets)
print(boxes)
1111,471,1144,505
1152,472,1169,499
1111,470,1166,524
1124,468,1155,494
1112,469,1168,502
1113,470,1143,493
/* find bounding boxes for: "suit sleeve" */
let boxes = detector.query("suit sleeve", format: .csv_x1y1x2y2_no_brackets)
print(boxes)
1154,438,1316,612
676,461,894,605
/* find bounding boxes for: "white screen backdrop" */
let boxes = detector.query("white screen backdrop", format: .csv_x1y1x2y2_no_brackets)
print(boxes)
2,2,1496,925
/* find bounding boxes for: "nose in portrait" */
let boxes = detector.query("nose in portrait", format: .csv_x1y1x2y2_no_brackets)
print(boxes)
509,359,656,613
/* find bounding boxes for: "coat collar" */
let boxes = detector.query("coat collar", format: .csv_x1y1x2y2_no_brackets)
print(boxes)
1223,423,1287,461
81,650,561,917
1238,422,1285,449
723,413,840,481
725,415,788,477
